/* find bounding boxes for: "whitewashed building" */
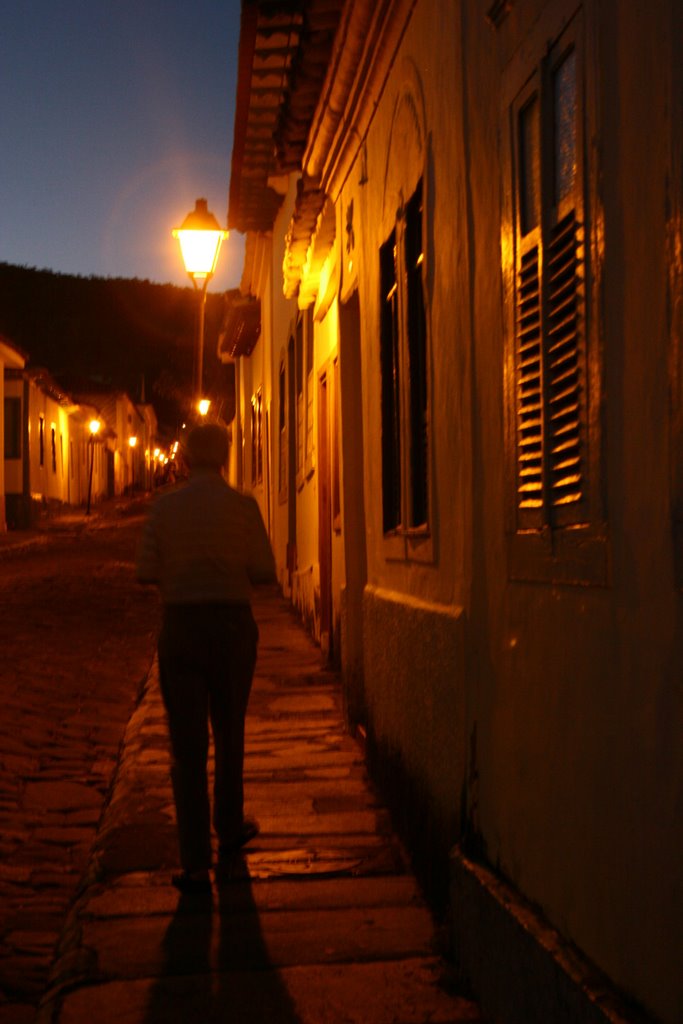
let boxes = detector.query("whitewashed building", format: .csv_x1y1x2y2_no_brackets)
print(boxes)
3,366,114,525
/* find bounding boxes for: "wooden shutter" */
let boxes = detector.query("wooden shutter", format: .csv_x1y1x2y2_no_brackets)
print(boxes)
512,32,585,532
514,82,545,529
546,38,586,526
516,244,544,518
546,209,585,518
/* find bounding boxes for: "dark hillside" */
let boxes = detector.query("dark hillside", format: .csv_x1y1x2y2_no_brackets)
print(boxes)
0,263,232,433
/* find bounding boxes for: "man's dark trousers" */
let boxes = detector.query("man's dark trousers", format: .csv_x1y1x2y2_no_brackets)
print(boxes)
158,602,258,872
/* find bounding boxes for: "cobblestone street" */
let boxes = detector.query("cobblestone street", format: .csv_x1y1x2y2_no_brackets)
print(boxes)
0,510,159,1023
0,508,484,1024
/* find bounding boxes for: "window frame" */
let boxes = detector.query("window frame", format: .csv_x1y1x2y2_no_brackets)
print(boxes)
378,175,433,564
501,6,607,586
304,306,316,478
251,388,263,487
295,315,305,484
278,357,287,502
39,415,45,468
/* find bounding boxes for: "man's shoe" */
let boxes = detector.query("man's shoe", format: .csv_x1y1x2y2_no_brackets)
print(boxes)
171,870,212,895
218,817,260,861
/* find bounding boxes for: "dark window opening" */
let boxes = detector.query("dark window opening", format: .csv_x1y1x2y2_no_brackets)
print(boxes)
406,181,428,528
4,398,21,459
380,229,401,533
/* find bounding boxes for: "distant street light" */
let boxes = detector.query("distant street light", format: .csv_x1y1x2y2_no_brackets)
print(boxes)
129,436,137,495
86,418,101,516
198,398,211,417
173,198,228,405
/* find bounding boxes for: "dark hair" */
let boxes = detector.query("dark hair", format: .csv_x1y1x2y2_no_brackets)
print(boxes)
184,422,229,469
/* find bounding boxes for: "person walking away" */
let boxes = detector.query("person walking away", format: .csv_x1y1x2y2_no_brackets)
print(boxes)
136,421,276,894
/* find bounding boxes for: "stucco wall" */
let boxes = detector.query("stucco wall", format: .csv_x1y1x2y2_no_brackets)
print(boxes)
362,584,466,894
461,1,682,1019
336,0,470,893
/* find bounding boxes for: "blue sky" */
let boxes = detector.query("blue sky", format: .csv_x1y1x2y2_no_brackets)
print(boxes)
0,0,244,290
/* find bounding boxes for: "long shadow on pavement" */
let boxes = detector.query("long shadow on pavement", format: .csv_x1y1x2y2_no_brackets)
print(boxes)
143,860,300,1024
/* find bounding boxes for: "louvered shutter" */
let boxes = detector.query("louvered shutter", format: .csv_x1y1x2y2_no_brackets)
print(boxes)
514,83,545,529
546,41,586,526
546,209,586,522
512,37,586,532
515,244,544,521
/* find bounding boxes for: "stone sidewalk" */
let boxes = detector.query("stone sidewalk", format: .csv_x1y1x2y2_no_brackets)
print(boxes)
35,590,482,1024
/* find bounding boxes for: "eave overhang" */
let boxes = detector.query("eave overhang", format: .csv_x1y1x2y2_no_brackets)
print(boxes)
283,0,418,300
228,0,344,235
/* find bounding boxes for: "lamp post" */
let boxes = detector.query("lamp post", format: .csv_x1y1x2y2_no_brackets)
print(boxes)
86,418,101,516
173,198,228,409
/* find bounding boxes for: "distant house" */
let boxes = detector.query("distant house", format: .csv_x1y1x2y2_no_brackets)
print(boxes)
136,402,159,492
3,366,115,525
223,1,683,1022
76,390,147,497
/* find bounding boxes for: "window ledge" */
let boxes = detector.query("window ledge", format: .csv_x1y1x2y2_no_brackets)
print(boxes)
507,524,609,586
382,525,434,564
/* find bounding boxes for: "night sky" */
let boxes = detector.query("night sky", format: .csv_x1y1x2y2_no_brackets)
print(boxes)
0,0,244,291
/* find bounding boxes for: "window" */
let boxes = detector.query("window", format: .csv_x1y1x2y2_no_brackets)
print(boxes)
51,425,57,473
503,10,606,584
39,416,45,467
4,398,21,459
278,360,287,499
295,317,304,477
251,388,263,486
304,307,315,471
379,177,429,537
332,360,341,530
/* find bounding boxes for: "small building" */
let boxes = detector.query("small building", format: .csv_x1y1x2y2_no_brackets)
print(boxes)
3,366,115,525
77,390,145,497
136,402,159,492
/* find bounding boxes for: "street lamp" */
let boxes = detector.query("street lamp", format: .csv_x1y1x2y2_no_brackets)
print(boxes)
173,198,228,404
86,418,101,516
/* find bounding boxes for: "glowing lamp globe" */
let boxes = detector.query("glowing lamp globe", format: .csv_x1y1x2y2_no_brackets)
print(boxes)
173,199,228,281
